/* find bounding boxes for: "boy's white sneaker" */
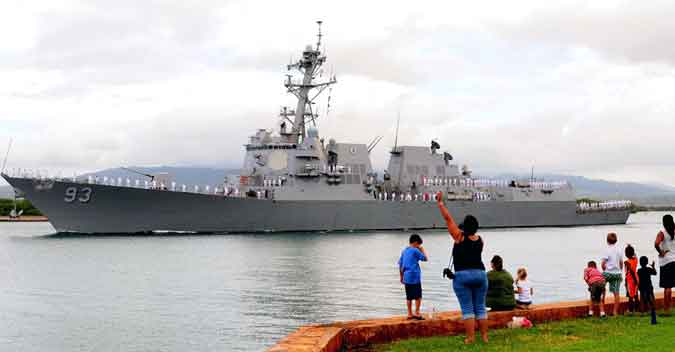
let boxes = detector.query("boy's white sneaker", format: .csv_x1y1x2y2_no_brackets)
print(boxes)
588,310,593,316
600,311,606,317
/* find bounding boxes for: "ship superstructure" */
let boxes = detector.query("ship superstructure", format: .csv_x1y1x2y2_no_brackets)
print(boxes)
0,23,631,234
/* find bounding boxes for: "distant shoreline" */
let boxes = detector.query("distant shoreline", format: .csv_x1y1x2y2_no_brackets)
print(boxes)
632,206,675,212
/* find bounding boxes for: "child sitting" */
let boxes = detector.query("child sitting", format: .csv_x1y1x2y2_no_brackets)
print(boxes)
515,267,533,309
637,256,657,324
584,261,606,317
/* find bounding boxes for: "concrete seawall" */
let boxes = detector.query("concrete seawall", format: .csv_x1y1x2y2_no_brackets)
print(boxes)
268,294,665,352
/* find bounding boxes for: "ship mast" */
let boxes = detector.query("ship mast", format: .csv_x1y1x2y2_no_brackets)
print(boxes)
282,21,337,144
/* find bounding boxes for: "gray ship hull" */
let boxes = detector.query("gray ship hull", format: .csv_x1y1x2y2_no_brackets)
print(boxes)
2,175,630,234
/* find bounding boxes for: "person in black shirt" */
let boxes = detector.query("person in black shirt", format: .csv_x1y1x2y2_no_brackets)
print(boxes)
637,256,657,324
437,192,488,344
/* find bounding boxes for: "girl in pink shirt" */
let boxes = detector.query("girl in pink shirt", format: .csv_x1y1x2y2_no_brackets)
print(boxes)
584,261,606,317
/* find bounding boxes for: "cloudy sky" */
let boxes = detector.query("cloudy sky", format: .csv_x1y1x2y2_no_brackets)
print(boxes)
2,0,675,186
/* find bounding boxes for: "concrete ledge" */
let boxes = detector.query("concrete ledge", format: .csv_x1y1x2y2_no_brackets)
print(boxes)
268,326,343,352
0,215,48,222
268,294,665,352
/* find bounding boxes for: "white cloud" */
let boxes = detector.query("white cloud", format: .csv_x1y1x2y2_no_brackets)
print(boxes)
2,0,675,187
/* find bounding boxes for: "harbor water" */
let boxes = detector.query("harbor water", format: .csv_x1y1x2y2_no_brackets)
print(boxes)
0,212,668,351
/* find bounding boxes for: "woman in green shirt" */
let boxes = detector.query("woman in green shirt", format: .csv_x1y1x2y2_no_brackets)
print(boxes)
486,255,516,311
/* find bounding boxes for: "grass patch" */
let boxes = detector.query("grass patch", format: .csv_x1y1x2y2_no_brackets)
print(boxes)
375,314,675,351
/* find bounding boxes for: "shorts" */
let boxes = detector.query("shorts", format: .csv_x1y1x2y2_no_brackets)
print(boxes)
405,283,422,300
603,272,622,294
660,262,675,289
453,269,488,320
589,281,605,303
516,300,532,307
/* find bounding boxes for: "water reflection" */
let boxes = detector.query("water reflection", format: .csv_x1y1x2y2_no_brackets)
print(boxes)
0,212,669,351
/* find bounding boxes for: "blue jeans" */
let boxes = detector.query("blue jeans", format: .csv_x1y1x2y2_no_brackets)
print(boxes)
452,269,488,320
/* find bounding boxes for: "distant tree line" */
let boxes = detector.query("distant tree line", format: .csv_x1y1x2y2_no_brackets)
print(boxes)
0,198,43,216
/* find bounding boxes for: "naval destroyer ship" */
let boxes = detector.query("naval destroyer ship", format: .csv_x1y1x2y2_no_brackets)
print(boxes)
1,23,630,234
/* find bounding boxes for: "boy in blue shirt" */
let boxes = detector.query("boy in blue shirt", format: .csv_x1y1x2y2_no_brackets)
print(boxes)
398,233,428,320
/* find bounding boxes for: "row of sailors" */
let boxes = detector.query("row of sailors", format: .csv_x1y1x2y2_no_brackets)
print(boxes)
86,176,246,197
421,176,483,187
530,181,568,189
7,169,66,180
421,177,568,189
373,191,493,202
577,200,632,210
262,177,288,187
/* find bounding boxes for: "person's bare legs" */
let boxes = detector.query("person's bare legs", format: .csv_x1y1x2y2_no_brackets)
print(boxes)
406,300,413,318
626,297,633,314
665,288,673,314
478,319,489,343
414,299,422,317
588,299,594,316
612,292,620,316
463,319,476,344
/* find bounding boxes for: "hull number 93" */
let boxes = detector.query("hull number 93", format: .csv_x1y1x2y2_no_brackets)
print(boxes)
64,187,92,203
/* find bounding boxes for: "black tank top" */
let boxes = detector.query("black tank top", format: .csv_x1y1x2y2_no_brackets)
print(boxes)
452,236,485,271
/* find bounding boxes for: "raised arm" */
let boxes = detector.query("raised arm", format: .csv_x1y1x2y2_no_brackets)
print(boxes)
418,246,428,262
436,192,462,242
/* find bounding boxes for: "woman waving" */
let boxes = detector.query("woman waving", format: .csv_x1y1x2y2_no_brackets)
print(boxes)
437,192,488,344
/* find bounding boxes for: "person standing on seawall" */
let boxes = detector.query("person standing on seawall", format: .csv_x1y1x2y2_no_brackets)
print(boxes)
624,244,640,314
601,232,623,316
655,214,675,315
398,234,428,320
437,192,488,344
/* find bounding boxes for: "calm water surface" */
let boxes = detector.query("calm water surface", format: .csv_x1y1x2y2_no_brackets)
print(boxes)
0,212,668,351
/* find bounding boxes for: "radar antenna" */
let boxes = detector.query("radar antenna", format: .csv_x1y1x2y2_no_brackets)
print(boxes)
121,167,155,181
325,86,333,117
367,135,384,153
1,138,12,174
282,21,337,143
393,111,401,152
316,20,323,51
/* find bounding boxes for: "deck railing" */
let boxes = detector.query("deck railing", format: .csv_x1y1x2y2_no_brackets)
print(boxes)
577,200,632,212
3,168,248,198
